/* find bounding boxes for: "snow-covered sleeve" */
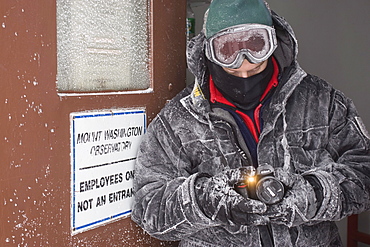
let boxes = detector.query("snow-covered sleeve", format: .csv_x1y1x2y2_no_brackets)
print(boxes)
131,114,217,241
305,90,370,222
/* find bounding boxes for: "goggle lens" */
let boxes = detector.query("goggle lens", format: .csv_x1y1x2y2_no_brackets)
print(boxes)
212,29,271,65
206,25,277,68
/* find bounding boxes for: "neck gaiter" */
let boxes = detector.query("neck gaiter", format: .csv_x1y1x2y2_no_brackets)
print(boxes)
208,58,274,110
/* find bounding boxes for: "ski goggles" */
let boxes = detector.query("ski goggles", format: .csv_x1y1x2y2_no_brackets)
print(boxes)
205,24,277,68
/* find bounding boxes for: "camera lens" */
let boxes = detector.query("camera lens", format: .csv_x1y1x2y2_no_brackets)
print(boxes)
256,177,284,204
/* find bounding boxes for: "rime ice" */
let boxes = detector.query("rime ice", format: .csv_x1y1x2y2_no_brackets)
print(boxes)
57,0,150,92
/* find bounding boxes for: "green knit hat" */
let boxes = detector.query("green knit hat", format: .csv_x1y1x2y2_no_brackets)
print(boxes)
205,0,273,38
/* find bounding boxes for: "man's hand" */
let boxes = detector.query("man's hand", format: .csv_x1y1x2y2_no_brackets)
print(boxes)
263,169,318,227
195,167,268,226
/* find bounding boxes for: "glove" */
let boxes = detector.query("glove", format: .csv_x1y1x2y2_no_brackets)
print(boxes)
263,169,320,227
194,167,268,226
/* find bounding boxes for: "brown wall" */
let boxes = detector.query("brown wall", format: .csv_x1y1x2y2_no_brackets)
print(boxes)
0,0,185,246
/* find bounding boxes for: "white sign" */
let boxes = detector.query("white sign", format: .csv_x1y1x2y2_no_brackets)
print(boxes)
70,109,146,234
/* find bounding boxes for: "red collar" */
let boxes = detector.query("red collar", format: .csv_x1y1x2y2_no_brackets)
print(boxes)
210,57,279,107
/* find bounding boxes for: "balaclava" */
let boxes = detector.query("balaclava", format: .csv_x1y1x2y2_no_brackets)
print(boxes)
205,0,275,110
208,58,274,110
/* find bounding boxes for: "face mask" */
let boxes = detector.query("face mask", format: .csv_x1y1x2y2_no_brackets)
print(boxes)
208,58,273,110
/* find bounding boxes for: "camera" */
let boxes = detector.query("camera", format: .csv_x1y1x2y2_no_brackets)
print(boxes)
234,165,284,205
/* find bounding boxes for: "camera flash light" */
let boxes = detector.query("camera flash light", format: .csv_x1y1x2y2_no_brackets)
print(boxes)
247,176,256,183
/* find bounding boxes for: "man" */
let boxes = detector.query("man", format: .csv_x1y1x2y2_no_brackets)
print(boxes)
132,0,370,246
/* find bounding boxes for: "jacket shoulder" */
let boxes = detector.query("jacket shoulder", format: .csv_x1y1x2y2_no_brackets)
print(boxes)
157,85,193,119
298,74,334,94
148,84,199,136
300,74,355,110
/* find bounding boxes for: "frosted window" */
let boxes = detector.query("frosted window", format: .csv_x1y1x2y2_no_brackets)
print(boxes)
57,0,150,92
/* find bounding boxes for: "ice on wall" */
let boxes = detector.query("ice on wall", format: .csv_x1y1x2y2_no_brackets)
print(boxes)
57,0,150,92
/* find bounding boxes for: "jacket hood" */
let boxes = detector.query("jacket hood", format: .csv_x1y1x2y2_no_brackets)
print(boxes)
186,10,299,87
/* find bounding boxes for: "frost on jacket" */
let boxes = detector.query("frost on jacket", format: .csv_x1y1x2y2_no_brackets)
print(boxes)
131,10,370,247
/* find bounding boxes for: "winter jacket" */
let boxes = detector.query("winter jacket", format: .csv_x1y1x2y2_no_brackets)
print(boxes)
131,10,370,247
